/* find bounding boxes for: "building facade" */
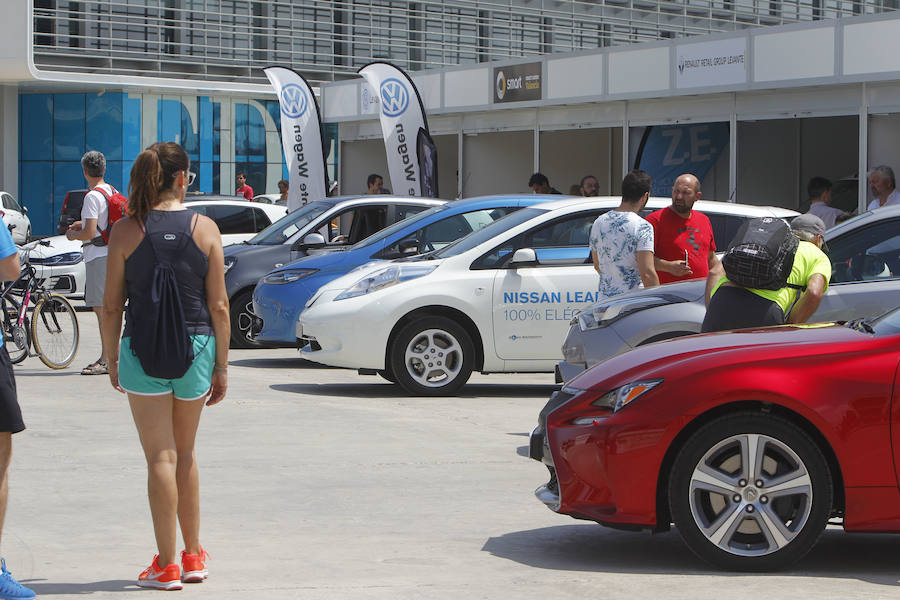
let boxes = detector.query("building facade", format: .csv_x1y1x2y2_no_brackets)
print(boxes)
3,1,899,234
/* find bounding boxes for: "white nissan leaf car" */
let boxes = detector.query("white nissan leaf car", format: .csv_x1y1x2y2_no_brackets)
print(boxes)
297,197,797,395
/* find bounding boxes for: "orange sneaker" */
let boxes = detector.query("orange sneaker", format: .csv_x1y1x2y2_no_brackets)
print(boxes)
137,555,183,591
180,547,209,583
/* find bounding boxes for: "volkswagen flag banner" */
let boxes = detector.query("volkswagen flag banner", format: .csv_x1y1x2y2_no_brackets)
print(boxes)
358,62,432,197
264,66,328,211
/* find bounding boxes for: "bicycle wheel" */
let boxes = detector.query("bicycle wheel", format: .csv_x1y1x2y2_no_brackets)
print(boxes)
31,294,79,369
1,297,29,364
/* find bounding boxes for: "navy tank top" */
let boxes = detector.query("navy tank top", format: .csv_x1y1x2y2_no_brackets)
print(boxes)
123,209,213,338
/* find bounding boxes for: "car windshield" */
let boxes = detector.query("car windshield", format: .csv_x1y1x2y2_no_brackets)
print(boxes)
348,204,449,250
433,208,545,258
246,202,332,245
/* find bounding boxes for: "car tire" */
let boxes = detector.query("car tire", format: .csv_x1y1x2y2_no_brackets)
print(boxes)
229,289,263,349
377,367,396,383
390,316,474,396
668,411,832,571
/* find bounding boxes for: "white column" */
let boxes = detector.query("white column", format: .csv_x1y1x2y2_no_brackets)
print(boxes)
0,86,18,198
858,83,868,214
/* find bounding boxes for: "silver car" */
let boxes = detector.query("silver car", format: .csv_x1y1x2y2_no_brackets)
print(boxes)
558,205,900,382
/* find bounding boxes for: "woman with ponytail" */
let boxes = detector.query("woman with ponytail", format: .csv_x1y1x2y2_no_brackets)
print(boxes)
100,142,229,590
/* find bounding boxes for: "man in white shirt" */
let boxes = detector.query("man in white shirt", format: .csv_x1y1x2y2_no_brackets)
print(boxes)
65,150,112,375
589,169,659,298
867,165,900,210
805,176,848,229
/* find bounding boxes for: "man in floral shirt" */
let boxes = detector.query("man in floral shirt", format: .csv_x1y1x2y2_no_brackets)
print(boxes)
589,169,659,297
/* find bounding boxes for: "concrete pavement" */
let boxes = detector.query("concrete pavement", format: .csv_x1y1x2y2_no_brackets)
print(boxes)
3,310,899,598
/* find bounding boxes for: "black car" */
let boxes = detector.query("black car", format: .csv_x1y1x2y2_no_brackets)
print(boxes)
223,195,444,348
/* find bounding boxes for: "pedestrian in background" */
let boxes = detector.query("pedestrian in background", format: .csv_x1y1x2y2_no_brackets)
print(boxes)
867,165,900,209
589,169,659,298
277,179,289,205
101,142,229,590
805,176,847,228
65,150,113,376
0,223,34,600
580,174,599,197
645,173,720,284
701,214,831,332
235,172,253,200
366,174,384,195
528,172,561,194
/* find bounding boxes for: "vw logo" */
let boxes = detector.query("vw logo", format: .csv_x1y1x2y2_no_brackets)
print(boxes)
496,70,506,100
380,78,409,117
280,84,308,118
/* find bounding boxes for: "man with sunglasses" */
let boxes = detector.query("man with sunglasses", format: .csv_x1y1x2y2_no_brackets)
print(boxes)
66,150,116,375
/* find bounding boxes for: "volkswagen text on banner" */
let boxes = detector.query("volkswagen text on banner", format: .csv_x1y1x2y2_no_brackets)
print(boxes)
358,62,433,197
264,66,328,211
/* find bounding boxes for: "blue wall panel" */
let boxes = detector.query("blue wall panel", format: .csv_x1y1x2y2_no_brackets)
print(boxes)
123,94,142,161
53,94,85,161
20,92,301,235
20,94,53,162
21,162,54,235
86,93,123,159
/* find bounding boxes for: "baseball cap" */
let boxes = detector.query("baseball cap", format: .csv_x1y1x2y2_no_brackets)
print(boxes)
791,214,828,251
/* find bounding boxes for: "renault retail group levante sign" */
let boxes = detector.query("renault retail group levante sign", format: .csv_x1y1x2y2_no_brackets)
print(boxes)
675,38,747,89
493,62,542,103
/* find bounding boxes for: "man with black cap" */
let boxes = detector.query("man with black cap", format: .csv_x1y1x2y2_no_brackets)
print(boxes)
701,214,831,333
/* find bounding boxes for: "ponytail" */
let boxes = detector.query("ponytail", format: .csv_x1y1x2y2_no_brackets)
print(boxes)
127,142,190,224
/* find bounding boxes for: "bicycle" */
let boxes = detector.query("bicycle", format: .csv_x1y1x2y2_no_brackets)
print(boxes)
1,239,80,369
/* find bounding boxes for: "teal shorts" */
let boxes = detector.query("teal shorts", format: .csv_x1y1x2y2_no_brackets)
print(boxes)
118,335,216,401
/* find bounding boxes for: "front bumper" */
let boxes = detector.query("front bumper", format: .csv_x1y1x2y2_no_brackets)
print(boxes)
297,291,395,370
252,280,316,344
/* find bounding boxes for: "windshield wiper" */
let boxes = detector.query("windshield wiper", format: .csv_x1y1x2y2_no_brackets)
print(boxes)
845,318,875,334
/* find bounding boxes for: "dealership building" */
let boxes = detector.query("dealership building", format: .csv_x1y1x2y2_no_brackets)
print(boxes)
1,1,899,234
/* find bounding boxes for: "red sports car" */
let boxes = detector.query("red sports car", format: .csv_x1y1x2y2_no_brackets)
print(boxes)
530,310,900,571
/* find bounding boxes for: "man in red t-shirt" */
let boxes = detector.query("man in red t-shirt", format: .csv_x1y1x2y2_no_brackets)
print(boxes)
236,172,254,200
645,173,722,284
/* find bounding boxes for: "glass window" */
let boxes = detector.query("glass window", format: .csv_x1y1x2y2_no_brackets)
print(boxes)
248,201,331,245
1,195,13,211
473,210,605,269
205,204,256,235
394,204,428,223
828,218,900,283
376,208,513,260
252,208,272,232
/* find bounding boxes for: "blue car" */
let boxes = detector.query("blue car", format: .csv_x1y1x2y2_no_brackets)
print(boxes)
251,194,565,345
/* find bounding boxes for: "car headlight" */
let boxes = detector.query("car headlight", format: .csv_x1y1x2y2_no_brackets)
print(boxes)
571,379,662,424
574,294,687,331
335,264,437,301
224,256,236,274
262,268,318,284
42,252,83,266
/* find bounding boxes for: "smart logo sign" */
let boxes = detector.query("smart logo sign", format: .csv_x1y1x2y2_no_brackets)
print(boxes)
380,78,410,117
279,84,308,118
493,62,542,103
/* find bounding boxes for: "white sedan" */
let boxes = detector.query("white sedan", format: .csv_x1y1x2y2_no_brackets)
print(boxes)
31,198,289,298
1,191,31,244
297,197,798,395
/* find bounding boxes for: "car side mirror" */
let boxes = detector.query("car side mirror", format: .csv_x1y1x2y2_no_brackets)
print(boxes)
21,206,27,214
508,248,537,267
292,232,325,251
398,240,418,255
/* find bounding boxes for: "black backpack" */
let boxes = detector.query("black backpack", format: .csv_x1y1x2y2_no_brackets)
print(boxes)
129,223,194,379
722,217,805,291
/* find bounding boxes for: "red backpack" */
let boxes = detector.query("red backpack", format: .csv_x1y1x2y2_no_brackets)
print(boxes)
92,185,128,246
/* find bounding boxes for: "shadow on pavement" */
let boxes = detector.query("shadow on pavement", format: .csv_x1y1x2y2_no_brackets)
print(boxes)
25,579,138,594
230,357,329,370
271,382,559,399
482,525,900,584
